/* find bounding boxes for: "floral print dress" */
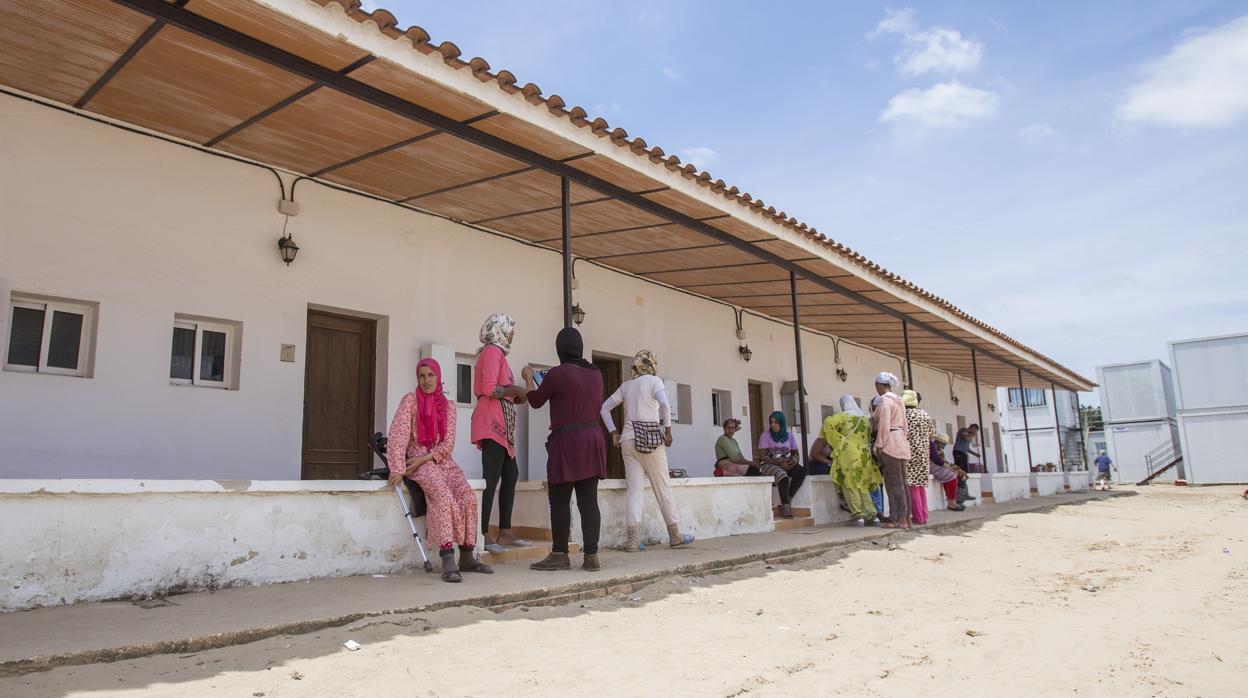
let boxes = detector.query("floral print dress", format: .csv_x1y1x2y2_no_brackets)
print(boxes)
388,392,477,550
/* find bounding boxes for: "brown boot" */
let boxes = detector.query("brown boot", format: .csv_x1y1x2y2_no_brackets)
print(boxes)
667,522,694,548
458,546,494,574
582,553,601,571
624,527,642,553
529,552,570,571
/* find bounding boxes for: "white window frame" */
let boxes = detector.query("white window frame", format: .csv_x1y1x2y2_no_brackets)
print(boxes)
171,320,233,389
5,298,93,377
454,353,476,407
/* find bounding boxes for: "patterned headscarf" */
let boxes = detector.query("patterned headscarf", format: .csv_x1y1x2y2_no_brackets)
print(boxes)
478,313,516,355
630,349,658,378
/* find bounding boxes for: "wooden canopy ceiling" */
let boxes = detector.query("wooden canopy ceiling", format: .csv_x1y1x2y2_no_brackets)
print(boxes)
0,0,1094,391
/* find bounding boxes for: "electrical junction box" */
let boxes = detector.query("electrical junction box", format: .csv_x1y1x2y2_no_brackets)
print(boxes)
277,199,300,216
280,344,296,362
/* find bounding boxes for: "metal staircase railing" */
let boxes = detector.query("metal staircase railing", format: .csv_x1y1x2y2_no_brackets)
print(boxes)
1140,439,1182,484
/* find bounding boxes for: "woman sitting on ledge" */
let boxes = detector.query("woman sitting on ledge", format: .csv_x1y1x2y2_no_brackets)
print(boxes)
388,358,493,583
757,411,807,519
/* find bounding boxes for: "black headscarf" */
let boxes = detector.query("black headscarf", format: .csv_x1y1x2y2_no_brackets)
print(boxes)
555,327,594,369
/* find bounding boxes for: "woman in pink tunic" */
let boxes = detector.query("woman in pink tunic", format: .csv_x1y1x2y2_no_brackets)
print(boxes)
388,358,493,583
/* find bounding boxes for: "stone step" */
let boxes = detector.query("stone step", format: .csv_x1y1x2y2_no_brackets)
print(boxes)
773,517,815,531
980,495,996,504
486,525,554,542
482,542,578,565
773,506,812,518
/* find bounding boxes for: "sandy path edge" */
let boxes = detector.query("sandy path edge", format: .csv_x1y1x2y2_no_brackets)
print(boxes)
1,491,1125,677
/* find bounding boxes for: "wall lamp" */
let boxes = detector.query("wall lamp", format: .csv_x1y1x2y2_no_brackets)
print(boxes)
571,303,586,326
277,234,299,266
951,395,960,406
836,367,848,382
738,344,753,362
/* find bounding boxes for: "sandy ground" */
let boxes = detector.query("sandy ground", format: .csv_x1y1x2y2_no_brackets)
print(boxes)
4,486,1246,698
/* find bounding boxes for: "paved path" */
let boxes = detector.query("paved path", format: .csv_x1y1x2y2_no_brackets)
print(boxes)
0,491,1117,675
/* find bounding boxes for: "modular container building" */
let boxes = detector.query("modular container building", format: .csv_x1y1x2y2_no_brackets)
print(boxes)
1168,333,1248,484
1095,360,1179,483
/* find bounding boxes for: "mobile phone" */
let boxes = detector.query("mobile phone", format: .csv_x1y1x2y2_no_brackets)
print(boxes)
533,369,548,386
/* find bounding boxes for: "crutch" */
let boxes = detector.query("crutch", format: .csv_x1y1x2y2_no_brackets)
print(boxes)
395,484,435,573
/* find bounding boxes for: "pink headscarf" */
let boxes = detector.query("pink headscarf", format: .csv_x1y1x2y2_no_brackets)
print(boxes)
415,357,448,449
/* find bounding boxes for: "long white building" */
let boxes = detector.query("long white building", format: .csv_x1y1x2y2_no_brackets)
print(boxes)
0,0,1096,609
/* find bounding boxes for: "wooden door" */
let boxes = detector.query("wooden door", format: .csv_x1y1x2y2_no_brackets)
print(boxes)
592,355,625,479
302,310,376,480
748,383,765,455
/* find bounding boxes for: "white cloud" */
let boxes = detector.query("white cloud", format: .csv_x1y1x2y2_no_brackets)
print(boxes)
869,7,984,77
1117,15,1248,128
661,66,682,81
679,146,716,169
1018,123,1061,145
879,81,999,130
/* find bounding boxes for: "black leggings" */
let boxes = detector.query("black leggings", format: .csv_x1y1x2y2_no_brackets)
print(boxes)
780,465,808,505
481,439,518,535
549,477,601,555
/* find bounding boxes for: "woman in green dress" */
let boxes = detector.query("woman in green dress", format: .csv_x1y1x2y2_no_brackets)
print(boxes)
821,395,884,526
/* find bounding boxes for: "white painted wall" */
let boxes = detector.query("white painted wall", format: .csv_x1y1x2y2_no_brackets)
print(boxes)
0,479,478,610
0,93,1002,482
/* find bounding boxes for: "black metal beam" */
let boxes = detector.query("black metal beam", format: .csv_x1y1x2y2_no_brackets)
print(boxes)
203,54,376,147
972,347,989,472
1018,368,1033,471
1050,381,1064,468
75,19,165,108
111,0,1082,392
791,270,810,468
588,242,725,261
562,176,573,328
902,321,914,389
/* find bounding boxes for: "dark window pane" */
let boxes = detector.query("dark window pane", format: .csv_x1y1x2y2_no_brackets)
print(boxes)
200,330,226,382
7,306,44,367
456,364,472,404
170,327,194,380
46,310,83,370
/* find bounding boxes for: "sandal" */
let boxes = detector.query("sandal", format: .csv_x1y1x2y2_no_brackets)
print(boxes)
880,522,902,529
458,547,494,574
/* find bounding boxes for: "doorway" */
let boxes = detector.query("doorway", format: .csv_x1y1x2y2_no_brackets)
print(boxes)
748,382,765,454
302,309,376,479
592,353,625,479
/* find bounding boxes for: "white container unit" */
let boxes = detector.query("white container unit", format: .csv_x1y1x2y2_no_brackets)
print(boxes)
1095,360,1180,483
1169,333,1248,484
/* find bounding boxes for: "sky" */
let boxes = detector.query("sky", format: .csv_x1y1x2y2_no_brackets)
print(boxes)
362,1,1248,398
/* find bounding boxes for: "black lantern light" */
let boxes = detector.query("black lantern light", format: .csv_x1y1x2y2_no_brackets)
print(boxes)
738,344,753,362
571,303,586,326
277,234,299,266
952,395,960,405
836,367,848,382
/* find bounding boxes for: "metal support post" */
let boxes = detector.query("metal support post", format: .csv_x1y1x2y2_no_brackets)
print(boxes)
790,270,810,466
561,176,572,328
902,321,914,389
972,348,989,472
1018,368,1033,471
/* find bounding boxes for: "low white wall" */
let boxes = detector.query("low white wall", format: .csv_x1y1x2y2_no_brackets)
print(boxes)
1033,472,1065,497
809,476,850,525
983,473,1031,502
1065,470,1091,492
0,479,484,611
505,478,776,547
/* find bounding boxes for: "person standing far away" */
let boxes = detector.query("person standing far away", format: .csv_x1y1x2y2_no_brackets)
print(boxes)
901,390,935,526
600,350,694,552
470,313,531,554
1094,449,1116,490
872,372,912,529
954,424,982,472
521,327,607,572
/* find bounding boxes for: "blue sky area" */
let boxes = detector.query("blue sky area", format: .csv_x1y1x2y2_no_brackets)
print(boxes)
364,1,1248,394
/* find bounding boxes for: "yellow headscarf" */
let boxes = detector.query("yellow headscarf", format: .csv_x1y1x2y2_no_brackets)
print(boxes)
902,389,919,408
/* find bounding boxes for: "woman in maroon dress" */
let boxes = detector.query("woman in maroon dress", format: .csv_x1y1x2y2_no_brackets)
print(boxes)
521,327,607,571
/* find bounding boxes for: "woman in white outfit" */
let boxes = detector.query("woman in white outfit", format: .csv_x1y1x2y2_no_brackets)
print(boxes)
600,350,695,552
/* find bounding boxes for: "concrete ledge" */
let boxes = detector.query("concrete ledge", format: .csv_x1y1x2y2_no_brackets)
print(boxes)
1032,472,1065,497
0,491,1127,676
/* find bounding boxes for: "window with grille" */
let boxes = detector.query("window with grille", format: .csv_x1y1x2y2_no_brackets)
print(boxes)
1007,387,1047,408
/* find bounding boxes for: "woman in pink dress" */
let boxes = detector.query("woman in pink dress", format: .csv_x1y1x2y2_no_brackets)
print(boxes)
388,358,493,583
